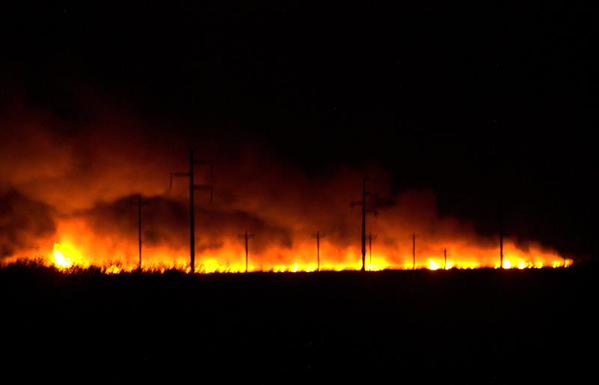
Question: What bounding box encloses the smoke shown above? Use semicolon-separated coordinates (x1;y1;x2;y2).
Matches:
0;189;55;259
0;99;565;268
80;194;293;252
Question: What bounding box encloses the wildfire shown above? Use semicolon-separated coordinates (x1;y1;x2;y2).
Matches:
3;194;574;274
37;237;572;274
0;115;580;276
52;244;73;269
427;260;442;270
50;242;89;270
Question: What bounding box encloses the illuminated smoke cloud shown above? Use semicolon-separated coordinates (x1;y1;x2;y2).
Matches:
0;189;55;259
80;195;293;252
0;100;569;270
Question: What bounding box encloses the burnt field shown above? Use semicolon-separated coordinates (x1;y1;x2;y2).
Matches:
1;266;596;384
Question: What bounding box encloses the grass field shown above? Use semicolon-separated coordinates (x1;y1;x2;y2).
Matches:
1;264;595;384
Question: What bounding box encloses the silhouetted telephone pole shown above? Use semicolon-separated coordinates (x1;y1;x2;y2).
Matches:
368;233;376;271
129;194;147;272
137;194;143;271
313;231;325;272
443;248;447;270
351;177;378;272
499;211;504;269
170;149;213;273
239;231;254;273
412;233;417;270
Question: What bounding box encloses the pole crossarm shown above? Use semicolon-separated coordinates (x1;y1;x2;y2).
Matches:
169;149;214;273
237;232;255;240
350;177;379;272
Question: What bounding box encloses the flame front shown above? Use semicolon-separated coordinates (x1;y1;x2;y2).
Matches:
20;218;570;274
0;125;575;274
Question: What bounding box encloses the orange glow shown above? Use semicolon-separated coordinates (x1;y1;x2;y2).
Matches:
52;244;73;269
427;259;441;271
8;217;569;274
0;119;578;276
28;243;575;274
0;131;575;275
0;192;573;274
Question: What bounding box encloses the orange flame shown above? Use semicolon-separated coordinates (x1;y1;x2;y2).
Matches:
17;217;570;274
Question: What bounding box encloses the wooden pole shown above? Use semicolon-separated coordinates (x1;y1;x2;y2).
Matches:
412;233;416;270
189;150;196;273
443;248;447;270
138;194;142;271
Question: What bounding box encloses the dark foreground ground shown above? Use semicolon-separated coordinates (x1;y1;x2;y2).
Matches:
1;265;597;384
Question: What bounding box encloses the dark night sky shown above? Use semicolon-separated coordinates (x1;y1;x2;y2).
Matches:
1;1;598;259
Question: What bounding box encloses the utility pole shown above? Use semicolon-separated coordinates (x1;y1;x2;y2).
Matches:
499;213;504;269
497;195;505;269
239;231;254;273
368;233;376;271
412;233;417;270
443;248;447;270
351;177;378;272
130;193;147;272
138;194;142;271
313;231;325;272
170;149;213;273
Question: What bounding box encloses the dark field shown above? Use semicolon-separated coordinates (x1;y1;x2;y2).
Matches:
1;265;596;384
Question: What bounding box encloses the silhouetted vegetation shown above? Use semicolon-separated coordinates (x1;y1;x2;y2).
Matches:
1;265;595;384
